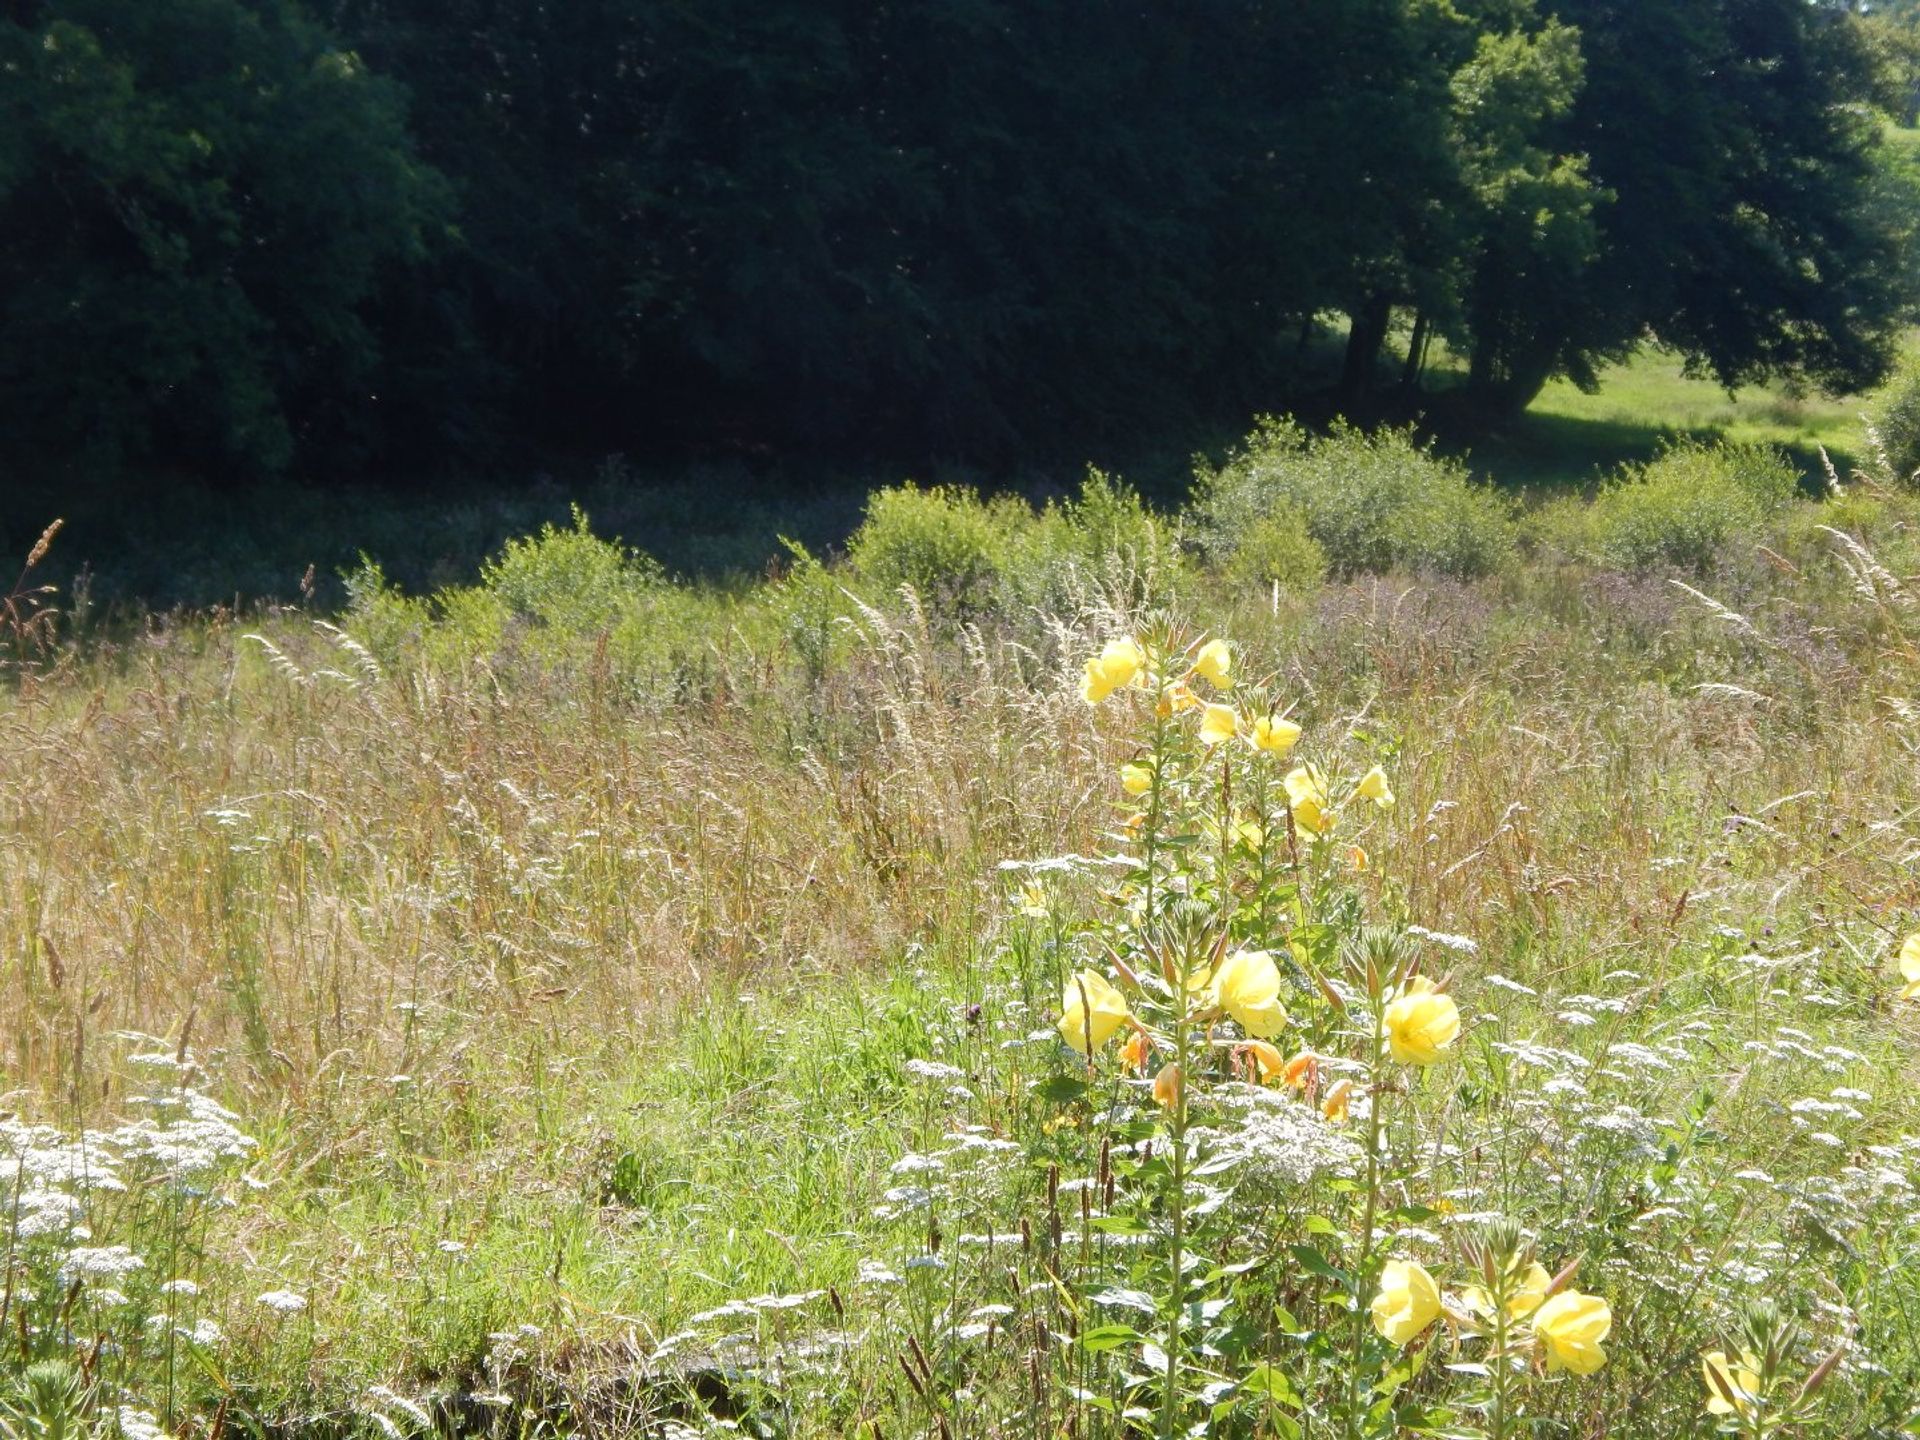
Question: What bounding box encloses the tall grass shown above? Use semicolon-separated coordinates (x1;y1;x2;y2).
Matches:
3;439;1920;1436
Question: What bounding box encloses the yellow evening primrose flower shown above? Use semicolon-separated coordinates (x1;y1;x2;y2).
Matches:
1199;702;1238;746
1080;637;1145;704
1899;933;1920;1000
1250;714;1302;755
1383;975;1461;1066
1702;1349;1762;1417
1356;765;1394;809
1530;1291;1611;1376
1210;949;1288;1038
1464;1260;1551;1323
1345;843;1369;873
1120;763;1153;797
1191;639;1232;689
1118;1030;1151;1074
1370;1259;1441;1347
1057;970;1130;1058
1284;763;1334;836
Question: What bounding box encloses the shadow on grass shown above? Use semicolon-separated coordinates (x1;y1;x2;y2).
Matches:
1428;406;1859;497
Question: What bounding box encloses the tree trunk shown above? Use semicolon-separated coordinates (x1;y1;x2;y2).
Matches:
1400;311;1430;392
1337;295;1392;409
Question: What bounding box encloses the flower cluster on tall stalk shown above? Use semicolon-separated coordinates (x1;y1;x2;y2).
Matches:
1056;622;1616;1437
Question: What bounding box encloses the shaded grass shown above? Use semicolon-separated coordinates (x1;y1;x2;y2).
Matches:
1434;348;1872;494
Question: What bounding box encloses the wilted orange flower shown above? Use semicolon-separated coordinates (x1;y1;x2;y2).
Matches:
1151;1062;1183;1111
1322;1077;1353;1122
1238;1039;1285;1084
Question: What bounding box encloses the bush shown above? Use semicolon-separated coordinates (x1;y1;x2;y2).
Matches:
1220;505;1328;592
1866;352;1920;488
845;484;1016;613
479;506;664;634
1005;471;1185;611
1578;441;1802;573
1191;419;1515;578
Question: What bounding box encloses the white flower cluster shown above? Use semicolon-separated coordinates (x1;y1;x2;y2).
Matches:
1191;1084;1363;1189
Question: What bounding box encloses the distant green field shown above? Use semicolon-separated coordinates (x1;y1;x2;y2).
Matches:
1436;346;1876;494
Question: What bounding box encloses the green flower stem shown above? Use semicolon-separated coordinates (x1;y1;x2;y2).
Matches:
1160;1005;1190;1440
1345;1003;1389;1440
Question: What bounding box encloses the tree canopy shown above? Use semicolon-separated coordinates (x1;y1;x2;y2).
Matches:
0;0;1912;480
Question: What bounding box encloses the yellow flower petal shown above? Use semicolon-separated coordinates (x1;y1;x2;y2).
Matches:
1198;703;1238;747
1383;980;1460;1066
1191;639;1232;689
1120;763;1153;796
1250;714;1302;754
1081;638;1144;705
1057;970;1130;1058
1702;1349;1762;1417
1531;1291;1611;1376
1356;766;1394;809
1210;950;1288;1038
1370;1260;1440;1347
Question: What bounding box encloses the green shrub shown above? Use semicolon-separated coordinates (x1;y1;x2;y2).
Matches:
1005;470;1185;610
1580;441;1802;572
845;484;1015;612
1221;505;1328;591
1867;352;1920;488
479;505;665;634
1191;419;1514;578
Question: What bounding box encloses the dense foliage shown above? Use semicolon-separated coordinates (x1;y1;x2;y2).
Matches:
1;0;1915;478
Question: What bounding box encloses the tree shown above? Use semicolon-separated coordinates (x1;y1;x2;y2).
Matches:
1463;0;1914;411
0;0;450;476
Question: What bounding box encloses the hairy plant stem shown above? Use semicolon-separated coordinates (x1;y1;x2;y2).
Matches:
1345;1004;1389;1439
1159;1006;1190;1440
1491;1294;1512;1440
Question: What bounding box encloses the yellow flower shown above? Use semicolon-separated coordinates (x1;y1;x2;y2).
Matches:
1251;714;1302;755
1209;949;1288;1038
1356;766;1394;809
1199;703;1238;746
1322;1077;1353;1123
1191;639;1232;689
1057;970;1130;1058
1118;1030;1152;1075
1530;1291;1611;1376
1157;680;1203;717
1464;1260;1551;1323
1345;844;1369;873
1120;763;1153;797
1383;975;1461;1066
1017;883;1049;918
1285;764;1334;836
1281;1052;1317;1090
1239;1039;1285;1084
1702;1349;1762;1417
1151;1062;1183;1111
1899;933;1920;1001
1081;637;1144;704
1370;1259;1441;1347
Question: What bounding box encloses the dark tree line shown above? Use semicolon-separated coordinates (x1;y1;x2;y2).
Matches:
0;0;1913;480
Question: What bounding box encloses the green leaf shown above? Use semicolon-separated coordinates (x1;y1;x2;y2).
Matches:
1032;1074;1088;1104
1077;1323;1148;1355
1288;1243;1346;1283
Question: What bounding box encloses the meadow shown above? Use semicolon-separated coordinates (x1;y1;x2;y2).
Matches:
6;416;1920;1440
